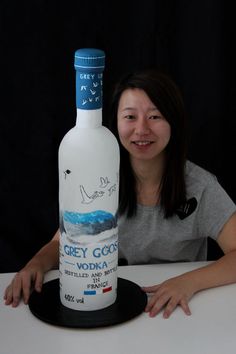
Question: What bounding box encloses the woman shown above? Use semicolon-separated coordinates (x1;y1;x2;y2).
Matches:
4;70;236;318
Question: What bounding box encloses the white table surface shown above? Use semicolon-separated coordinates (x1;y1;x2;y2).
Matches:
1;262;236;354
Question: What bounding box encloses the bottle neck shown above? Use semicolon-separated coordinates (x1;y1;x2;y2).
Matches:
76;71;103;110
76;108;102;128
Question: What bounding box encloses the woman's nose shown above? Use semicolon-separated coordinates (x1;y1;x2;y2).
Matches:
134;118;150;135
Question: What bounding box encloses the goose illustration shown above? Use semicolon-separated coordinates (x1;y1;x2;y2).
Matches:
90;89;96;95
108;184;116;196
80;185;104;204
99;177;110;188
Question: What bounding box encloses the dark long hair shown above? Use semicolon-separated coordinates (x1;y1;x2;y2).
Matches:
109;70;189;218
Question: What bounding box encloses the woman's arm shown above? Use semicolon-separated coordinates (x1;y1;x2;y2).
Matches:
4;229;60;307
143;211;236;318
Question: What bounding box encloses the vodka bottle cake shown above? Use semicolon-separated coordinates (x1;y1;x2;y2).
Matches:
58;48;120;310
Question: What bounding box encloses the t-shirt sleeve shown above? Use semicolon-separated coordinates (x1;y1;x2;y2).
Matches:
196;176;236;240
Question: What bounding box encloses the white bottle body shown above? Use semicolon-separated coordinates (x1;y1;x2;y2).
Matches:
59;109;120;310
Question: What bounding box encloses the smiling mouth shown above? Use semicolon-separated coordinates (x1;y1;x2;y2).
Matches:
132;141;154;146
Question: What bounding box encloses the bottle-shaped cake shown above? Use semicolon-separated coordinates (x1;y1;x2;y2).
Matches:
58;48;120;311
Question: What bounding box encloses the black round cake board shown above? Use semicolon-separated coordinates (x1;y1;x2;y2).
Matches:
28;278;147;328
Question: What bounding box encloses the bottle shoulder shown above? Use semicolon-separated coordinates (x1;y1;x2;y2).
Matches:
59;125;119;152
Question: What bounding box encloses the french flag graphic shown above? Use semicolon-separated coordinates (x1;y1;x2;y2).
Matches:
84;286;112;295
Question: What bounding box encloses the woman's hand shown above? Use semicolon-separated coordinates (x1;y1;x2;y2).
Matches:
4;231;60;308
4;260;45;307
143;274;196;318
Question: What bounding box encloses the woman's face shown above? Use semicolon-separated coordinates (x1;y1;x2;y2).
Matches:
117;88;171;163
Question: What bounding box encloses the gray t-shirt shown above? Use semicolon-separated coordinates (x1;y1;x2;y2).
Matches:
118;161;236;264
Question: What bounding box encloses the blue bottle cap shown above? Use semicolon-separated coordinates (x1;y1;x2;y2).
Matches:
74;48;105;73
74;48;105;109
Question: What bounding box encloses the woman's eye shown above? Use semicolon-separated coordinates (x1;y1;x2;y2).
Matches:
149;115;162;120
125;115;135;120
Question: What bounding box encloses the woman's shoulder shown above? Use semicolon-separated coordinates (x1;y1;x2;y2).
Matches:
185;160;218;195
185;160;217;183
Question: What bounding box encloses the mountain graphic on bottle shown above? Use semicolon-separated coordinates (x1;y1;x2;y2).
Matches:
62;209;118;241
